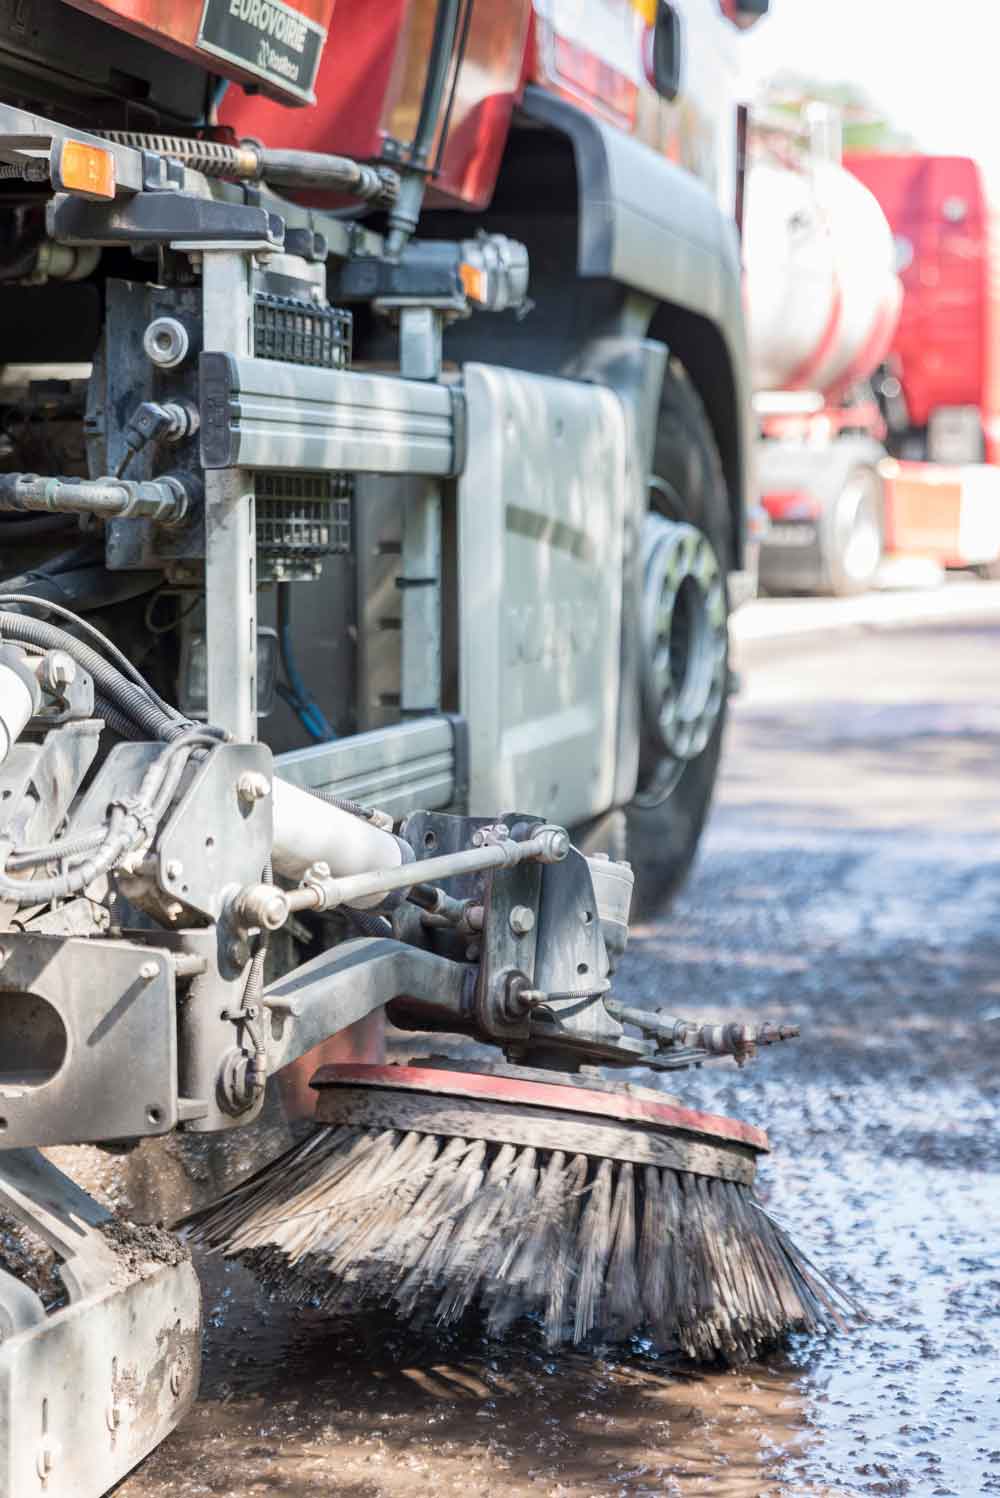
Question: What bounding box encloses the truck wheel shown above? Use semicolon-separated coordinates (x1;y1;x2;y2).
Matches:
626;361;731;914
824;466;883;596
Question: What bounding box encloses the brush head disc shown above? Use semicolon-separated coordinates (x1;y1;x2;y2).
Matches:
310;1062;769;1186
183;1059;855;1362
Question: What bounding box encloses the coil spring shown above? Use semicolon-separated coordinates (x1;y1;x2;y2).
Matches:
0;160;50;182
97;132;246;178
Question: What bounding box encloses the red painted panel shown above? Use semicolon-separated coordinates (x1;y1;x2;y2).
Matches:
845;154;990;434
67;0;334;104
311;1062;771;1152
221;0;407;167
220;0;531;211
761;490;820;521
276;1013;386;1120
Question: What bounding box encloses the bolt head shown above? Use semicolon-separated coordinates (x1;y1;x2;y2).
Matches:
237;770;272;803
165;859;183;882
139;960;159;980
143;317;189;369
539;826;570;862
43;650;76;692
258;891;288;931
509;905;536;937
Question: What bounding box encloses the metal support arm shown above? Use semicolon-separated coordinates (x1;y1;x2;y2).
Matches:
261;936;470;1074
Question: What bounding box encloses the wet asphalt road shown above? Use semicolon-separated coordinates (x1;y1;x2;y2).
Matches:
113;609;1000;1498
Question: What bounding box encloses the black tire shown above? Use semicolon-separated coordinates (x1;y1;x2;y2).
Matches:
625;360;732;917
822;465;883;596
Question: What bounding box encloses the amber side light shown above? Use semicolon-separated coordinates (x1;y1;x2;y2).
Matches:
58;140;116;200
459;262;487;304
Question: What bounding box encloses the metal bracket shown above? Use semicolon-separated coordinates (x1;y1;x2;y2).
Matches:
47;191;284;250
0;720;102;852
0;102;147;195
0;934;178;1149
156;743;274;921
473;821;544;1044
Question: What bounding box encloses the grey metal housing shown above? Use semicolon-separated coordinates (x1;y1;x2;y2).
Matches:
512;87;752;568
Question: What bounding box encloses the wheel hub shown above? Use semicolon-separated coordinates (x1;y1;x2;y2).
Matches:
639;514;728;766
836;473;881;583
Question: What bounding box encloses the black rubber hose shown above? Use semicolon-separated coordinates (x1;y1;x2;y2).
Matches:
0;611;180;740
0;514;75;541
254;150;398;205
346;908;393;939
1;565;162;612
410;0;463;170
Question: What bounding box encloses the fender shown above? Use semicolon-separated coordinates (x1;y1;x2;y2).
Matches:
518;84;753;569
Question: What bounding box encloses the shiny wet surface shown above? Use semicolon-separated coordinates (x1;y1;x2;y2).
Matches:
112;617;1000;1497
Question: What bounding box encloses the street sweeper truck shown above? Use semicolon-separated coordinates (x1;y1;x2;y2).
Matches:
0;3;848;1495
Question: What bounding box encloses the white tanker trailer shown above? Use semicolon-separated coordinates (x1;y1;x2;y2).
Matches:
745;119;902;593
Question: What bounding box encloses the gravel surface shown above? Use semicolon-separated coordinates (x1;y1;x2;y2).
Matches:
99;614;1000;1495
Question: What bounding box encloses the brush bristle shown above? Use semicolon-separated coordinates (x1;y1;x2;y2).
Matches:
182;1123;853;1363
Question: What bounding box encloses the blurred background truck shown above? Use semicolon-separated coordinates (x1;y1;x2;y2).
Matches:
747;105;1000;594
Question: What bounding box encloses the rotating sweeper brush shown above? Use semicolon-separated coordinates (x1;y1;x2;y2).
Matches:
185;1060;848;1361
183;805;852;1364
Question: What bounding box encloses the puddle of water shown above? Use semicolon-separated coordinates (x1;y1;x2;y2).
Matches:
119;1252;818;1498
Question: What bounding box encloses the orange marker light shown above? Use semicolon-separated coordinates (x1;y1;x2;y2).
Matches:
58;140;116;201
459;262;487;304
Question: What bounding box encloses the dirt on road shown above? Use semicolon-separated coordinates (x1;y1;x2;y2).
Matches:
104;616;1000;1498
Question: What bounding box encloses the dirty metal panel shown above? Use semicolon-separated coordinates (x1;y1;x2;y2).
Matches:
0;934;177;1149
156;742;273;920
275;716;457;818
0;1258;200;1498
457;365;628;825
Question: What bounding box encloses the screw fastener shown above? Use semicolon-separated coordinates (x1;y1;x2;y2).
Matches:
509;905;536;936
237;771;272;803
42;650;77;693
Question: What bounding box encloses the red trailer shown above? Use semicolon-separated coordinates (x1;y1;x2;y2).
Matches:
846;152;1000;572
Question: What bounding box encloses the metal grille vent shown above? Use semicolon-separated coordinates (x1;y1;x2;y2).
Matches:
255;471;352;583
253;293;352;368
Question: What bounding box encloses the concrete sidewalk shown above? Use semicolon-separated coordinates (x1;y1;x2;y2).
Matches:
731;578;1000;645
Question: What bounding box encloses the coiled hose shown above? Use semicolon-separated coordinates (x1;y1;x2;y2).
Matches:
0;610;183;741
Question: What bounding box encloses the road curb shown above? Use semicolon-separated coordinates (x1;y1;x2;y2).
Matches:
731;580;1000;648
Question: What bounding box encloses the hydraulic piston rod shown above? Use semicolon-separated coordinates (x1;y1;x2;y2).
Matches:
232;823;571;931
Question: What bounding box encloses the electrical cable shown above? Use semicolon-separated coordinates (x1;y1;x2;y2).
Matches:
6;824;107;870
276;583;335;742
0;729;221;903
